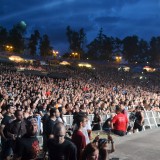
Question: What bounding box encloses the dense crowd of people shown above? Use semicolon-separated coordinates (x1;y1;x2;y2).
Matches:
0;61;159;159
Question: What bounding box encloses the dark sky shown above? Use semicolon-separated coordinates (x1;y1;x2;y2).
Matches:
1;0;160;53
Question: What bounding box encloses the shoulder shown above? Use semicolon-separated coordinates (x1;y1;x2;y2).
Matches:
64;140;77;150
73;130;84;136
57;117;63;123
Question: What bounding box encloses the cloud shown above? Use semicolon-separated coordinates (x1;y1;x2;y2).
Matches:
0;0;160;53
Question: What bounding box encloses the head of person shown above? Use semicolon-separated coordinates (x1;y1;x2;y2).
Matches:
82;143;99;160
58;107;66;115
53;122;66;144
26;118;38;136
50;107;60;118
42;103;47;109
80;104;86;112
115;105;122;114
98;138;108;149
75;113;88;128
15;110;23;121
94;109;99;115
24;106;31;113
120;102;125;110
57;97;62;104
135;106;142;112
6;104;15;114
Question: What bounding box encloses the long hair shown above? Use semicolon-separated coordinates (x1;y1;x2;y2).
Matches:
81;143;99;160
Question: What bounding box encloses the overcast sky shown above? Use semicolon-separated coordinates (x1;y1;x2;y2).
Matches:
1;0;160;53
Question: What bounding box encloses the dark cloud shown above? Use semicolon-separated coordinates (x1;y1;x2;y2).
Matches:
95;16;121;24
0;0;160;53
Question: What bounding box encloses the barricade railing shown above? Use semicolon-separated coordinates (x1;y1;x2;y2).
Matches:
63;114;95;128
153;111;160;125
143;111;158;130
63;111;160;129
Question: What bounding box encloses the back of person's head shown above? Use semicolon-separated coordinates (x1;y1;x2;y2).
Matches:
82;142;99;160
50;107;57;116
46;104;51;112
80;104;85;111
135;106;141;111
115;105;122;113
98;138;108;149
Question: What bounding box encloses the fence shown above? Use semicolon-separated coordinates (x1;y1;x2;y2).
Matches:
36;111;160;148
63;111;160;130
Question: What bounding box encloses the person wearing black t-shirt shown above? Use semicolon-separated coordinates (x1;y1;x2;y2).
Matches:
133;106;144;133
45;108;62;139
47;122;77;160
15;118;40;160
7;110;27;156
0;104;15;160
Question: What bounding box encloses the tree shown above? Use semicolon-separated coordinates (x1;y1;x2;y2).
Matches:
8;23;25;53
39;34;52;57
86;28;113;60
122;35;139;62
0;26;8;51
113;37;122;53
138;39;149;62
66;26;86;59
28;30;40;56
149;36;160;63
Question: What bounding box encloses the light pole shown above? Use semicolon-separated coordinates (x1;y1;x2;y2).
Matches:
72;52;80;60
115;56;122;63
53;50;59;59
5;45;13;52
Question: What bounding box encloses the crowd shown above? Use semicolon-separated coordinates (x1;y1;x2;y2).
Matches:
0;61;159;160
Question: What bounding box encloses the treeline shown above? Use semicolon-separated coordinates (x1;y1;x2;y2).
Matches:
0;22;160;63
0;22;52;57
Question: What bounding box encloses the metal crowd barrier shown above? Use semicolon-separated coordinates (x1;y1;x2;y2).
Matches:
63;111;160;130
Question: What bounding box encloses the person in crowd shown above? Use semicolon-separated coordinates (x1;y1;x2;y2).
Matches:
58;106;67;126
102;117;112;132
81;142;99;160
111;105;128;136
0;104;15;160
23;106;32;119
47;122;77;160
82;134;115;160
7;110;27;157
14;118;40;160
92;109;102;131
39;102;48;117
41;105;50;152
72;113;88;160
133;106;144;133
45;107;62;139
0;61;160;158
98;135;115;160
